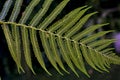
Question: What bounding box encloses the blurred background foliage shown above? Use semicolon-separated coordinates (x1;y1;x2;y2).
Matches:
0;0;120;80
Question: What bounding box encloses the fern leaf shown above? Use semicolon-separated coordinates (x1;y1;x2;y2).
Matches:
0;0;24;73
72;23;109;41
12;25;23;73
19;0;41;24
9;0;23;22
49;34;69;74
30;29;51;75
28;0;53;75
96;41;113;51
88;39;115;47
21;27;35;74
80;44;103;72
1;0;120;77
40;32;63;75
9;0;23;73
73;43;90;77
1;23;24;73
101;48;114;53
0;0;12;20
66;39;91;77
57;7;92;36
65;12;97;38
81;31;113;44
19;0;42;74
39;0;70;29
57;37;79;76
48;6;87;32
88;48;109;72
29;0;53;26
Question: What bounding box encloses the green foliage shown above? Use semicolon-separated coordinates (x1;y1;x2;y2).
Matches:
0;0;120;77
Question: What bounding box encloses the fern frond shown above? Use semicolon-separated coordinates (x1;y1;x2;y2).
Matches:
40;32;64;75
48;6;88;32
9;0;23;22
1;23;24;73
65;11;97;38
57;7;93;36
30;29;51;75
0;0;120;77
0;0;12;20
72;23;109;41
9;0;23;73
57;37;79;76
80;31;114;44
19;0;43;74
19;0;41;24
29;0;53;26
28;0;53;75
49;34;69;74
39;0;70;29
